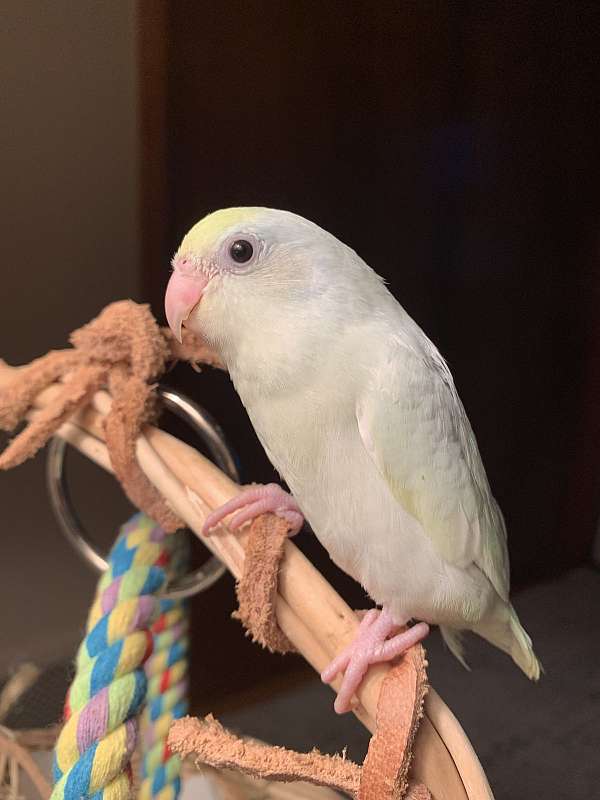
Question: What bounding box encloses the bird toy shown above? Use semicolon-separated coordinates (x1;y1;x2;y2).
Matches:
0;297;502;800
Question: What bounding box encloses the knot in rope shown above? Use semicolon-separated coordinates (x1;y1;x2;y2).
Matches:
0;300;221;531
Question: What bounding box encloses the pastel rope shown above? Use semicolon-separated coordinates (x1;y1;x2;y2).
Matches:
52;513;188;800
139;598;189;800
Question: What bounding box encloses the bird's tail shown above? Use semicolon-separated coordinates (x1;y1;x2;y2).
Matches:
440;603;541;680
471;602;542;680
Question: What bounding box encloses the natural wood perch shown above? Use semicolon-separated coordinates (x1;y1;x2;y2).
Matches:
0;728;51;800
0;362;493;800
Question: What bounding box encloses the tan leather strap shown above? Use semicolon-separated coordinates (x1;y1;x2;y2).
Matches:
0;300;221;531
359;648;430;800
169;715;361;797
234;512;295;653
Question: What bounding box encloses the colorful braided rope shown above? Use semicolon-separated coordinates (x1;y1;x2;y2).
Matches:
139;597;189;800
52;513;188;800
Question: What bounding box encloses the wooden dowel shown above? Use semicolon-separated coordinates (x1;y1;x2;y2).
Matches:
141;428;475;799
0;730;51;800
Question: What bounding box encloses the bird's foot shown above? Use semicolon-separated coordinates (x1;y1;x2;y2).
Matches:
202;483;304;536
321;608;429;714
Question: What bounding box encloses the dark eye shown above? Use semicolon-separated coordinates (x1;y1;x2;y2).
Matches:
229;239;254;263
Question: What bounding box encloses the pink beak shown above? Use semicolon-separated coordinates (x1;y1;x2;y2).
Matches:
165;267;210;342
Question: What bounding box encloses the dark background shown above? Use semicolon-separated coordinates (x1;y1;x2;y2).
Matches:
139;1;600;704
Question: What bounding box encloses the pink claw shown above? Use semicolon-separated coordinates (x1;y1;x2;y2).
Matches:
202;483;304;536
321;608;429;714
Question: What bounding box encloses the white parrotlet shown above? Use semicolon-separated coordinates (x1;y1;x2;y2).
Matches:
165;207;541;713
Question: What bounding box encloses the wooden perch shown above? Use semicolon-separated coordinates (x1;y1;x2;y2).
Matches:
0;363;493;800
0;728;51;800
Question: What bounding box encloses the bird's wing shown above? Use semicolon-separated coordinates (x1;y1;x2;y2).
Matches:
356;338;509;601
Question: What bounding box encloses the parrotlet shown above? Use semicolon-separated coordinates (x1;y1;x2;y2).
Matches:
165;207;541;713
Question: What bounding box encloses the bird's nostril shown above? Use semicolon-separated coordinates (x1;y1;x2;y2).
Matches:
173;254;196;275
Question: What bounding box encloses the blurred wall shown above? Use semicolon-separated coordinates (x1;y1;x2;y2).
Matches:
0;2;140;675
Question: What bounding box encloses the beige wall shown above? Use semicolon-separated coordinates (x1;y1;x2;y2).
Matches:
0;2;140;674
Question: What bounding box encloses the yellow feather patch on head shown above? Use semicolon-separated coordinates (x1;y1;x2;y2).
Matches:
179;207;262;256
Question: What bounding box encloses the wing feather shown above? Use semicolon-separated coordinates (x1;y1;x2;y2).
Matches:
356;337;509;601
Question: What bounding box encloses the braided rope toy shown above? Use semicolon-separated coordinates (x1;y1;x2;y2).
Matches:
52;512;189;800
139;579;189;799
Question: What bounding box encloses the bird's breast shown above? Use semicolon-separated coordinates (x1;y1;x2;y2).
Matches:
236;384;444;615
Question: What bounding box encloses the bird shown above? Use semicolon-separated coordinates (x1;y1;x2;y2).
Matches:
165;206;541;713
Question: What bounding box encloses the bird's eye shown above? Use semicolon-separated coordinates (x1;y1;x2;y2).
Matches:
229;239;254;263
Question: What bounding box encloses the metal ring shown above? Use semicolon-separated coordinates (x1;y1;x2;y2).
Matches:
46;386;240;600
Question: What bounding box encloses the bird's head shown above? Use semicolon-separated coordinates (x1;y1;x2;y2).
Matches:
165;207;386;376
167;208;338;362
